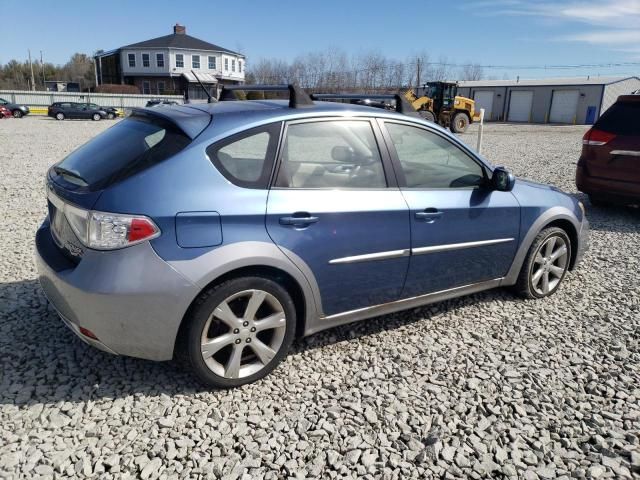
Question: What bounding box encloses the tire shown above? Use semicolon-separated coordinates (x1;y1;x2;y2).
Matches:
12;110;23;118
92;113;101;121
55;112;65;121
180;276;296;388
419;110;436;122
451;112;469;133
513;227;571;299
107;112;115;120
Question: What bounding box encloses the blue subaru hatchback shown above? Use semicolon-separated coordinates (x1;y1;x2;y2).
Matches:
36;86;588;387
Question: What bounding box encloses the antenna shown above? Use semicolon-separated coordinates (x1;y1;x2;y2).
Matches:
191;70;213;103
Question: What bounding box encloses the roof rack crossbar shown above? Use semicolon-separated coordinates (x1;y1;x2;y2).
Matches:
310;93;420;117
219;84;314;108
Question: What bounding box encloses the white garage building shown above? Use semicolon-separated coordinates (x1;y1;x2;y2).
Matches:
456;76;640;124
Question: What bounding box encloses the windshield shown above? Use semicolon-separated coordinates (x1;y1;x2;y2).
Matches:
54;114;191;190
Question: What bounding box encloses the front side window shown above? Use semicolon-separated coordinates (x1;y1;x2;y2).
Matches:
142;53;150;67
175;54;184;68
156;53;164;68
276;120;386;189
128;53;136;68
386;123;485;189
208;56;216;69
192;55;200;69
206;123;281;189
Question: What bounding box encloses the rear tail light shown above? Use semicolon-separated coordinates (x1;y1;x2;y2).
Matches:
583;128;616;146
57;198;160;250
79;327;98;339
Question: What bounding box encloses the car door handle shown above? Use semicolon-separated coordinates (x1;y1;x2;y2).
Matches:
279;214;319;226
415;209;443;223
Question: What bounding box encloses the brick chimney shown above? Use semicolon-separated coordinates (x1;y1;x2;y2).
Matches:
173;23;186;35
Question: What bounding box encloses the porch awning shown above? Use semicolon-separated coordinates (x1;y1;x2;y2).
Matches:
182;72;218;84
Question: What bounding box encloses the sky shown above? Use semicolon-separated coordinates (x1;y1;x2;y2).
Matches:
1;0;639;79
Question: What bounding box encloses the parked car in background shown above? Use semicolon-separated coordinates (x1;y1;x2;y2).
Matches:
0;97;30;118
145;99;180;108
84;103;119;119
576;94;640;206
0;105;12;118
36;86;589;388
47;102;107;121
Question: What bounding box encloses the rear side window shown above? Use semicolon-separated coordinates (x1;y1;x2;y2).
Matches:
206;123;281;189
54;114;190;190
596;101;640;135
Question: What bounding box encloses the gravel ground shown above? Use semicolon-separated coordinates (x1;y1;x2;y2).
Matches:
0;117;638;479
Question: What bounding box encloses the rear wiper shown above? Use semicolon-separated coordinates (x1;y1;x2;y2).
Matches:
53;166;89;186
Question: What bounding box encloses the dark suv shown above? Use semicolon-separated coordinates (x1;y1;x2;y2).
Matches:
48;102;108;121
576;95;640;206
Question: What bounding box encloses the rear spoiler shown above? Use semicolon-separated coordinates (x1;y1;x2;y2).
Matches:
311;93;420;117
131;106;211;139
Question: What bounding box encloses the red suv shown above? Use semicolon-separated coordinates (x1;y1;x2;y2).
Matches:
576;95;640;206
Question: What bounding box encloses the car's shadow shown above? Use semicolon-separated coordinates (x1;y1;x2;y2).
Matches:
0;278;512;405
570;192;640;233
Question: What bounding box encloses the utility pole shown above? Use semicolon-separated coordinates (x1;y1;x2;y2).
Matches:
40;51;46;87
28;49;36;91
416;57;421;94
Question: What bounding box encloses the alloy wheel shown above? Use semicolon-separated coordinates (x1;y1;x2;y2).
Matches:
530;235;569;295
200;289;287;379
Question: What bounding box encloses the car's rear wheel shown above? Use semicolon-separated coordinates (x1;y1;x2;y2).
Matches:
514;227;571;299
92;113;101;121
181;276;296;388
12;110;23;118
55;112;65;121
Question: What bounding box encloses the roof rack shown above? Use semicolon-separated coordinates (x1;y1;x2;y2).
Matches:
310;93;420;117
219;84;314;108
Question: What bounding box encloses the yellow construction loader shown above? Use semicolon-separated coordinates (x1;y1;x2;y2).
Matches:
404;81;481;133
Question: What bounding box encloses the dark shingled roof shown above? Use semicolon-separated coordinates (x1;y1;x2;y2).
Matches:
122;33;243;56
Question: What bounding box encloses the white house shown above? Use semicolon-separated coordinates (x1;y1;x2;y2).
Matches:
95;24;245;100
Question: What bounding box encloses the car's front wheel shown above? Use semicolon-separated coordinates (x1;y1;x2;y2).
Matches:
107;112;115;120
12;110;23;118
181;276;296;388
514;227;571;299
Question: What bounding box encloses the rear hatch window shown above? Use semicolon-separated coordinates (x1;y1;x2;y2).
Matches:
53;113;191;190
595;101;640;136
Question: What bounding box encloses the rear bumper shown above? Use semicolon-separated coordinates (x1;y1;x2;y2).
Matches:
35;222;199;361
576;166;640;202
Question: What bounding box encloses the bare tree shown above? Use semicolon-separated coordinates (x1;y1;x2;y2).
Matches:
459;62;484;81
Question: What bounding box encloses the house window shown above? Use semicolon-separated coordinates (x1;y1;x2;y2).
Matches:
142;81;151;95
156;53;164;68
224;58;229;70
232;59;236;72
157;81;165;94
208;56;216;69
192;55;200;69
128;53;136;68
142;53;150;68
175;54;184;68
238;60;242;73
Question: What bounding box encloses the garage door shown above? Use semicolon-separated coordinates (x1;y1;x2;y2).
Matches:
473;91;494;120
507;91;533;122
549;90;579;123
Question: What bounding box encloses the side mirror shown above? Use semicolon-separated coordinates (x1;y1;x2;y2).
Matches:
491;167;515;192
331;146;356;163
